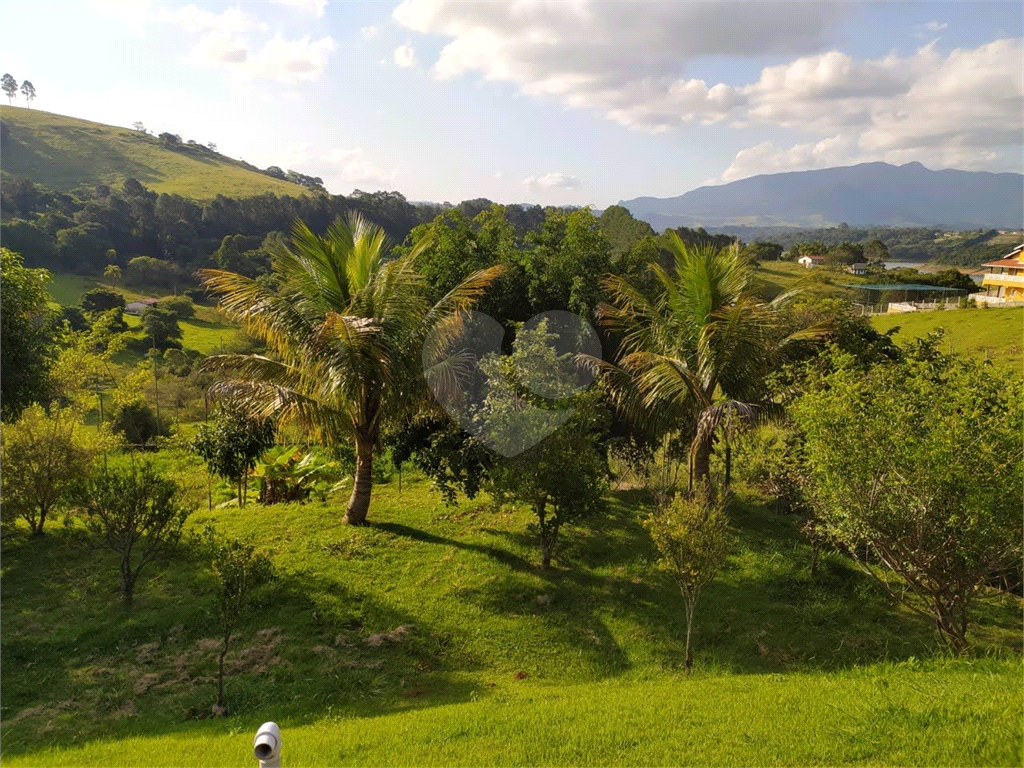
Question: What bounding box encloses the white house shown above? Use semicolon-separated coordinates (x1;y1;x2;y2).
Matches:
847;263;869;275
125;297;159;315
798;254;825;268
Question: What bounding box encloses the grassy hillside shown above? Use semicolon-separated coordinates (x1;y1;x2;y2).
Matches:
0;107;310;199
1;469;1020;766
872;307;1023;370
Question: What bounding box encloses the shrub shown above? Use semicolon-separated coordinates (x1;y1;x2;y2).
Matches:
82;463;192;603
81;287;125;314
204;529;275;715
110;401;169;446
792;336;1024;653
0;403;112;535
157;295;196;320
644;486;733;671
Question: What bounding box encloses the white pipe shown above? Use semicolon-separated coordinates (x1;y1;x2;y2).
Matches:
254;722;282;768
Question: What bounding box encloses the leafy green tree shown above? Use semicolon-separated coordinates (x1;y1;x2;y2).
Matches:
103;264;122;283
200;215;501;524
598;205;655;261
125;256;181;288
19;80;35;107
0;248;58;420
644;486;733;671
204;530;274;714
140;306;183;350
476;321;610;567
81;287;125;314
1;73;17;104
0;403;113;534
601;237;823;491
742;241;783;264
524;208;612;317
82;463;191;603
863;238;888;262
156;295;196;319
792;338;1024;653
110;401;168;446
192;407;276;507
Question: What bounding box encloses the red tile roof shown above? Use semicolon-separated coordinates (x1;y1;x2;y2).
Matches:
982;258;1024;269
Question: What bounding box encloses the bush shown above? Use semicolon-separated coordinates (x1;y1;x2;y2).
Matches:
644;486;733;671
82;463;192;603
157;295;196;320
192;407;276;507
792;336;1024;653
81;287;125;314
0;403;114;534
110;401;170;446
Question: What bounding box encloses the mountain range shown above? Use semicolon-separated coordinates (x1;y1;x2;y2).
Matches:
619;162;1024;232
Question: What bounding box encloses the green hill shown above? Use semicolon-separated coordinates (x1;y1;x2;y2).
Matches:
0;107;311;199
1;471;1020;765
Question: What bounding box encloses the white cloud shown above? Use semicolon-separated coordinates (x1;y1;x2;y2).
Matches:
393;43;417;68
157;4;251;34
522;172;581;191
99;2;336;84
393;0;838;129
360;25;379;40
493;171;503;180
724;39;1024;177
392;2;1021;178
922;20;948;32
271;0;328;18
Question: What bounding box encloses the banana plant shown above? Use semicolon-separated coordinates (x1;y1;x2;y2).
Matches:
252;445;349;505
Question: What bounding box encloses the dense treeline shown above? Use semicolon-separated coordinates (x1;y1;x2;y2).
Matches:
718;223;1018;266
0;176;554;280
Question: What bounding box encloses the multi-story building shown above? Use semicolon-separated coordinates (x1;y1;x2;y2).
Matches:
976;244;1024;305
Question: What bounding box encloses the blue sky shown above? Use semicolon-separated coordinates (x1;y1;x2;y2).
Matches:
1;0;1021;206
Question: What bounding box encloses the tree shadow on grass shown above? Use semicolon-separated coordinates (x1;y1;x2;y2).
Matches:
0;529;484;759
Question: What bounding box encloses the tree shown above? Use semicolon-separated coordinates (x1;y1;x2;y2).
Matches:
20;80;35;108
0;403;111;534
103;264;122;283
124;256;181;288
475;321;610;567
140;306;183;350
82;463;192;603
643;486;733;671
600;237;824;492
200;214;502;524
863;238;889;263
0;248;57;420
792;338;1023;653
81;287;125;314
132;121;147;134
192;407;276;507
204;530;274;714
2;73;17;104
742;241;783;264
156;295;196;319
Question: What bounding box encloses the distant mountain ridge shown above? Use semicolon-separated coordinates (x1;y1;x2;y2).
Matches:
619;162;1024;231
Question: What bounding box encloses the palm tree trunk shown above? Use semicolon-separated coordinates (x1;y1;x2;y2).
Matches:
692;437;712;492
344;432;374;525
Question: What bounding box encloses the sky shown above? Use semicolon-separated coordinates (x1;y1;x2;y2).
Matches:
1;0;1021;207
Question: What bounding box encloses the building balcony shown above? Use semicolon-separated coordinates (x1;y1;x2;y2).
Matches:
982;272;1024;286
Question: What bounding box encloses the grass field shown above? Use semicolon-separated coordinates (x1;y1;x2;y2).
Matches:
1;466;1020;766
754;262;868;302
871;306;1023;370
1;107;309;199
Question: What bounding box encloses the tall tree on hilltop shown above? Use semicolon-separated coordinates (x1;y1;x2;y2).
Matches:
2;73;17;104
201;214;502;525
20;80;35;108
599;235;825;492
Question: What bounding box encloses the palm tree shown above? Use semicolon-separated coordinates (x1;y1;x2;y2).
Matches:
200;214;501;525
599;234;823;493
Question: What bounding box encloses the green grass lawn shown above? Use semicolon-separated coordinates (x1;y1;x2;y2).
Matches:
1;107;309;199
2;465;1020;766
871;306;1023;370
754;262;868;302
